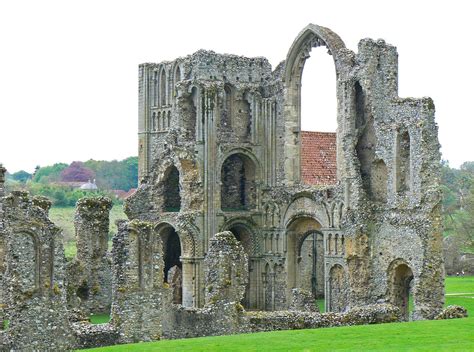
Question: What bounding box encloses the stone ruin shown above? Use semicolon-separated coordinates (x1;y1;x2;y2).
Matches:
0;24;457;350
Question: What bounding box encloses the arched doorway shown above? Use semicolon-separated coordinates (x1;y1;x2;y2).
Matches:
228;223;254;309
387;260;414;320
158;224;182;304
286;216;324;306
221;153;257;211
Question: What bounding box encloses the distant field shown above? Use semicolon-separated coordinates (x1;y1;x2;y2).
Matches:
49;205;126;258
83;276;474;351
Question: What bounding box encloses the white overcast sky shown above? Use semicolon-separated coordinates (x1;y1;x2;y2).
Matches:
1;0;472;173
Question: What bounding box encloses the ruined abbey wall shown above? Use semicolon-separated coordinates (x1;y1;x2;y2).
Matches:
0;24;448;349
128;24;444;318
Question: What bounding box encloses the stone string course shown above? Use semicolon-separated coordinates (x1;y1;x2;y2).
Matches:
0;23;466;350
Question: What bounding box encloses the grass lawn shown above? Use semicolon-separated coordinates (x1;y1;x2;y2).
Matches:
49;205;126;258
90;314;111;324
82;276;474;351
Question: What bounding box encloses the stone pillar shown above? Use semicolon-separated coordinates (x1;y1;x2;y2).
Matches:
199;231;249;335
75;196;112;263
68;196;113;315
204;231;248;306
180;257;194;307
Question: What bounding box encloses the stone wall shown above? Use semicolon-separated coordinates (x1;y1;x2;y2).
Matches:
110;219;171;343
1;191;74;350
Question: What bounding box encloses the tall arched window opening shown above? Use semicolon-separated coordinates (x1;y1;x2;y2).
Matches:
300;47;337;185
174;66;181;96
160;69;166;106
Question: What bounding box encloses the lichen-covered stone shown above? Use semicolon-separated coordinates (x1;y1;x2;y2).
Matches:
434;305;468;320
289;288;319;312
110;219;171;344
67;196;113;316
1;191;75;350
205;231;248;306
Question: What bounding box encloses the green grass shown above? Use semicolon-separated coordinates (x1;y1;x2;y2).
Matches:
316;298;325;312
49;205;126;258
90;314;111;324
82;276;474;351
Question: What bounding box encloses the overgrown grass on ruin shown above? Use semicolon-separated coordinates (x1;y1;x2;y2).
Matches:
82;276;474;351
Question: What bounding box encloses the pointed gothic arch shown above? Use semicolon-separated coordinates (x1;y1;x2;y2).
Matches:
283;24;348;184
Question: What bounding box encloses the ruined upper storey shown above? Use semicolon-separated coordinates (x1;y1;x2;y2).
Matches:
137;24;440;213
141;49;273;88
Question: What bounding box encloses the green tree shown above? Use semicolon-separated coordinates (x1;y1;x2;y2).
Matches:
33;163;68;183
10;170;31;183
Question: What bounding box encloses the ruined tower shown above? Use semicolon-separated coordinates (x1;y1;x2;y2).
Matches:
126;23;444;319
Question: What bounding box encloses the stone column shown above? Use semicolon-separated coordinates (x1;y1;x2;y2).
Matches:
180;257;194;307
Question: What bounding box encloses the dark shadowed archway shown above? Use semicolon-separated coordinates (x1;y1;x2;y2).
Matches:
387;259;414;320
158;224;182;304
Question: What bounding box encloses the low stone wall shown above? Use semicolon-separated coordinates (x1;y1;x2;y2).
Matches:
247;303;401;333
72;322;120;349
164;303;401;339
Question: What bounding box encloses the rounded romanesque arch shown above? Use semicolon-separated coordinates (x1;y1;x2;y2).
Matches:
219;148;262;180
283;194;329;229
151;153;202;213
154;221;196;259
387;258;414;320
286;215;322;294
283;24;351;184
221;218;260;309
221;217;259;255
220;150;261;211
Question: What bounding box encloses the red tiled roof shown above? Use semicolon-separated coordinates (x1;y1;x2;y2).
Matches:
301;131;337;185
